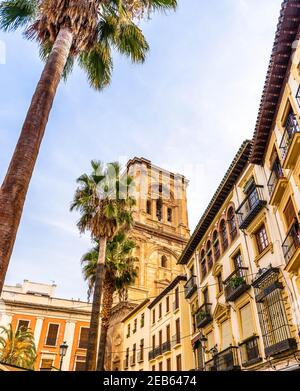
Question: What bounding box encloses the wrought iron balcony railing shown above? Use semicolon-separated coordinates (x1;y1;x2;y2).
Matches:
195;303;212;329
172;334;181;347
236;185;266;230
184;275;198;299
279;113;300;162
224;267;250;302
282;223;300;266
205;346;240;371
148;346;162;361
162;341;171;354
239;336;261;367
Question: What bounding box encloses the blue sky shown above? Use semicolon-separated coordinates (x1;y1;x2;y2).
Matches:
0;0;282;300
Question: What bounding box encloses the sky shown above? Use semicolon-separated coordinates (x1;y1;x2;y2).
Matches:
0;0;283;300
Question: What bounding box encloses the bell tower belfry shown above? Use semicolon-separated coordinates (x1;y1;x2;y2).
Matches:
126;157;190;300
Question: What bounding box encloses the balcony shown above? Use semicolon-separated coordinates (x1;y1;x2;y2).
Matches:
123;358;129;370
148;346;162;361
195;303;212;329
184;276;197;299
162;341;171;354
236;185;267;230
239;336;262;368
205;346;240;371
224;267;250;302
267;163;288;206
279;113;300;169
282;223;300;273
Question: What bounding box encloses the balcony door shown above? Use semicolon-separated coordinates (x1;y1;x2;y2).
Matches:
221;319;232;350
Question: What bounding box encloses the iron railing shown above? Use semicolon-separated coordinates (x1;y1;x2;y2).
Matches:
137;350;144;363
282;223;300;265
162;341;171;354
205;346;240;371
184;276;198;299
239;336;261;367
224;267;250;302
236;185;266;229
148;346;162;361
195;303;212;329
172;333;181;347
279;113;300;161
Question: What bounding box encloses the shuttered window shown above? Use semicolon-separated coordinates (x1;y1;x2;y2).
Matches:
74;356;86;371
206;331;214;360
45;323;59;346
40;359;53;371
283;198;296;230
240;303;254;340
221;319;232;350
78;327;89;349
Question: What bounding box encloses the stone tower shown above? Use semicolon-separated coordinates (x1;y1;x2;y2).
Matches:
105;157;190;370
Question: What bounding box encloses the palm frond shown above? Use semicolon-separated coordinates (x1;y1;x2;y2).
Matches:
0;0;37;32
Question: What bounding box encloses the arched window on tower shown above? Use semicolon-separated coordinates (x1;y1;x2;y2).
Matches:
227;207;237;241
161;255;169;268
156;199;162;221
147;200;152;215
220;219;228;252
200;249;207;279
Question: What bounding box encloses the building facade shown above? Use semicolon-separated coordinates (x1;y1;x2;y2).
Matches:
0;280;91;371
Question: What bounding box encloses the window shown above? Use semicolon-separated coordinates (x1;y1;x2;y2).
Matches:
203;287;209;304
233;251;243;270
213;231;220;260
200;249;207;279
127;324;130;338
176;354;182;371
166;325;170;343
156;199;162;221
228;207;237;241
152;365;155;371
40;359;53;371
174;287;179;310
45;323;59;346
166;358;171;371
132;343;136;365
147;200;152;215
125;348;129;368
152;310;155;324
140;339;144;362
159;362;163;371
74;356;86;371
159;303;162;319
140;313;145;328
255;224;269;254
296;85;300;108
283;198;297;230
17;319;30;332
167;208;172;222
221;319;232;350
206;240;213;270
78;327;89;349
133;319;137;333
240;303;254;340
159;330;163;347
175;319;180;344
161;255;168;268
166;296;170;313
152;335;155;349
217;273;223;294
206;331;214;360
220;220;228;252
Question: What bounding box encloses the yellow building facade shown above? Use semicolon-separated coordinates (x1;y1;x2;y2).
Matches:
179;0;300;371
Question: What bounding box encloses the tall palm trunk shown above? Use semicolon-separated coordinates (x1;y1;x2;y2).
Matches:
85;236;107;371
96;270;115;371
0;27;73;294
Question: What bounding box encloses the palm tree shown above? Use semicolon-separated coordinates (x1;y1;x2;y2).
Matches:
0;324;36;370
0;0;177;295
81;232;138;371
71;160;135;370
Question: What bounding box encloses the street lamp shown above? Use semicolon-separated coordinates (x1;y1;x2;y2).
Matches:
59;341;68;371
